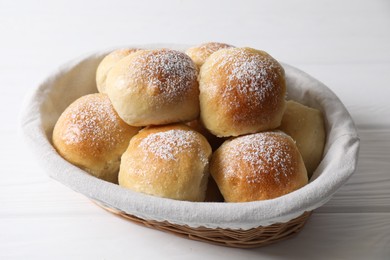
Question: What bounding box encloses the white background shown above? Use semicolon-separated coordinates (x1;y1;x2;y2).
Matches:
1;0;390;259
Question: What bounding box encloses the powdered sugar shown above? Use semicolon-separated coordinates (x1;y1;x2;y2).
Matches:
139;129;208;165
62;94;126;152
222;132;295;184
132;49;198;104
213;48;283;110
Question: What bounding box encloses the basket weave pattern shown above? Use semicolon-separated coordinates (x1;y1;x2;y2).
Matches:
96;201;312;248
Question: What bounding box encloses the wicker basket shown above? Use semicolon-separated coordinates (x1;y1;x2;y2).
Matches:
21;44;360;250
95;200;312;248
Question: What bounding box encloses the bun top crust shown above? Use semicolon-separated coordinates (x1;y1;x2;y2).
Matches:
126;49;197;101
118;124;212;201
53;93;132;158
127;124;211;165
185;42;234;67
199;47;286;137
210;131;308;202
52;93;140;182
106;49;200;126
96;48;141;93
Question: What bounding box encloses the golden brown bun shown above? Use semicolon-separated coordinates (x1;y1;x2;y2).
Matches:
278;100;326;178
96;48;141;93
210;132;308;202
52;93;140;183
199;47;286;137
106;49;199;126
185;42;234;68
186;119;225;151
118;124;212;202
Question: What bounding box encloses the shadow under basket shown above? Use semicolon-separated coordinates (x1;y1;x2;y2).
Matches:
94;200;312;248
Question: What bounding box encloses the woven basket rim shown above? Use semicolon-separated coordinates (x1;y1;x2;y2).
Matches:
94;200;313;248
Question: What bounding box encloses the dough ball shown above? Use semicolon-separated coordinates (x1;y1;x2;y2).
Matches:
52;93;140;183
199;47;286;137
119;124;212;202
106;49;199;126
210;131;308;202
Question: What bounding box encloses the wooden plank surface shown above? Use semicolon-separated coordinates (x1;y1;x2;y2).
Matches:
1;0;390;259
1;210;389;259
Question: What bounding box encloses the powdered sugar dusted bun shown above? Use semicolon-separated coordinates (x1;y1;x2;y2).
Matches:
210;132;308;202
278;100;326;178
119;124;212;202
185;42;234;68
106;49;199;126
52;93;140;183
199;47;286;137
96;48;141;93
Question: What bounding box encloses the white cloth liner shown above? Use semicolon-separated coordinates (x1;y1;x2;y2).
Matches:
20;44;360;230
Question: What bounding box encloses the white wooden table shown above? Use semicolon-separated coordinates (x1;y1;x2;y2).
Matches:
1;0;389;259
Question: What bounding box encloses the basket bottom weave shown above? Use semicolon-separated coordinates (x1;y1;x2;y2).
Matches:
94;201;312;248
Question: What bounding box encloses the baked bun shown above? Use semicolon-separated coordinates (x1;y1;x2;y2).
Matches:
278;100;326;178
96;48;140;93
199;47;286;137
210;132;308;202
185;42;234;68
52;93;140;183
118;124;212;202
106;49;199;126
